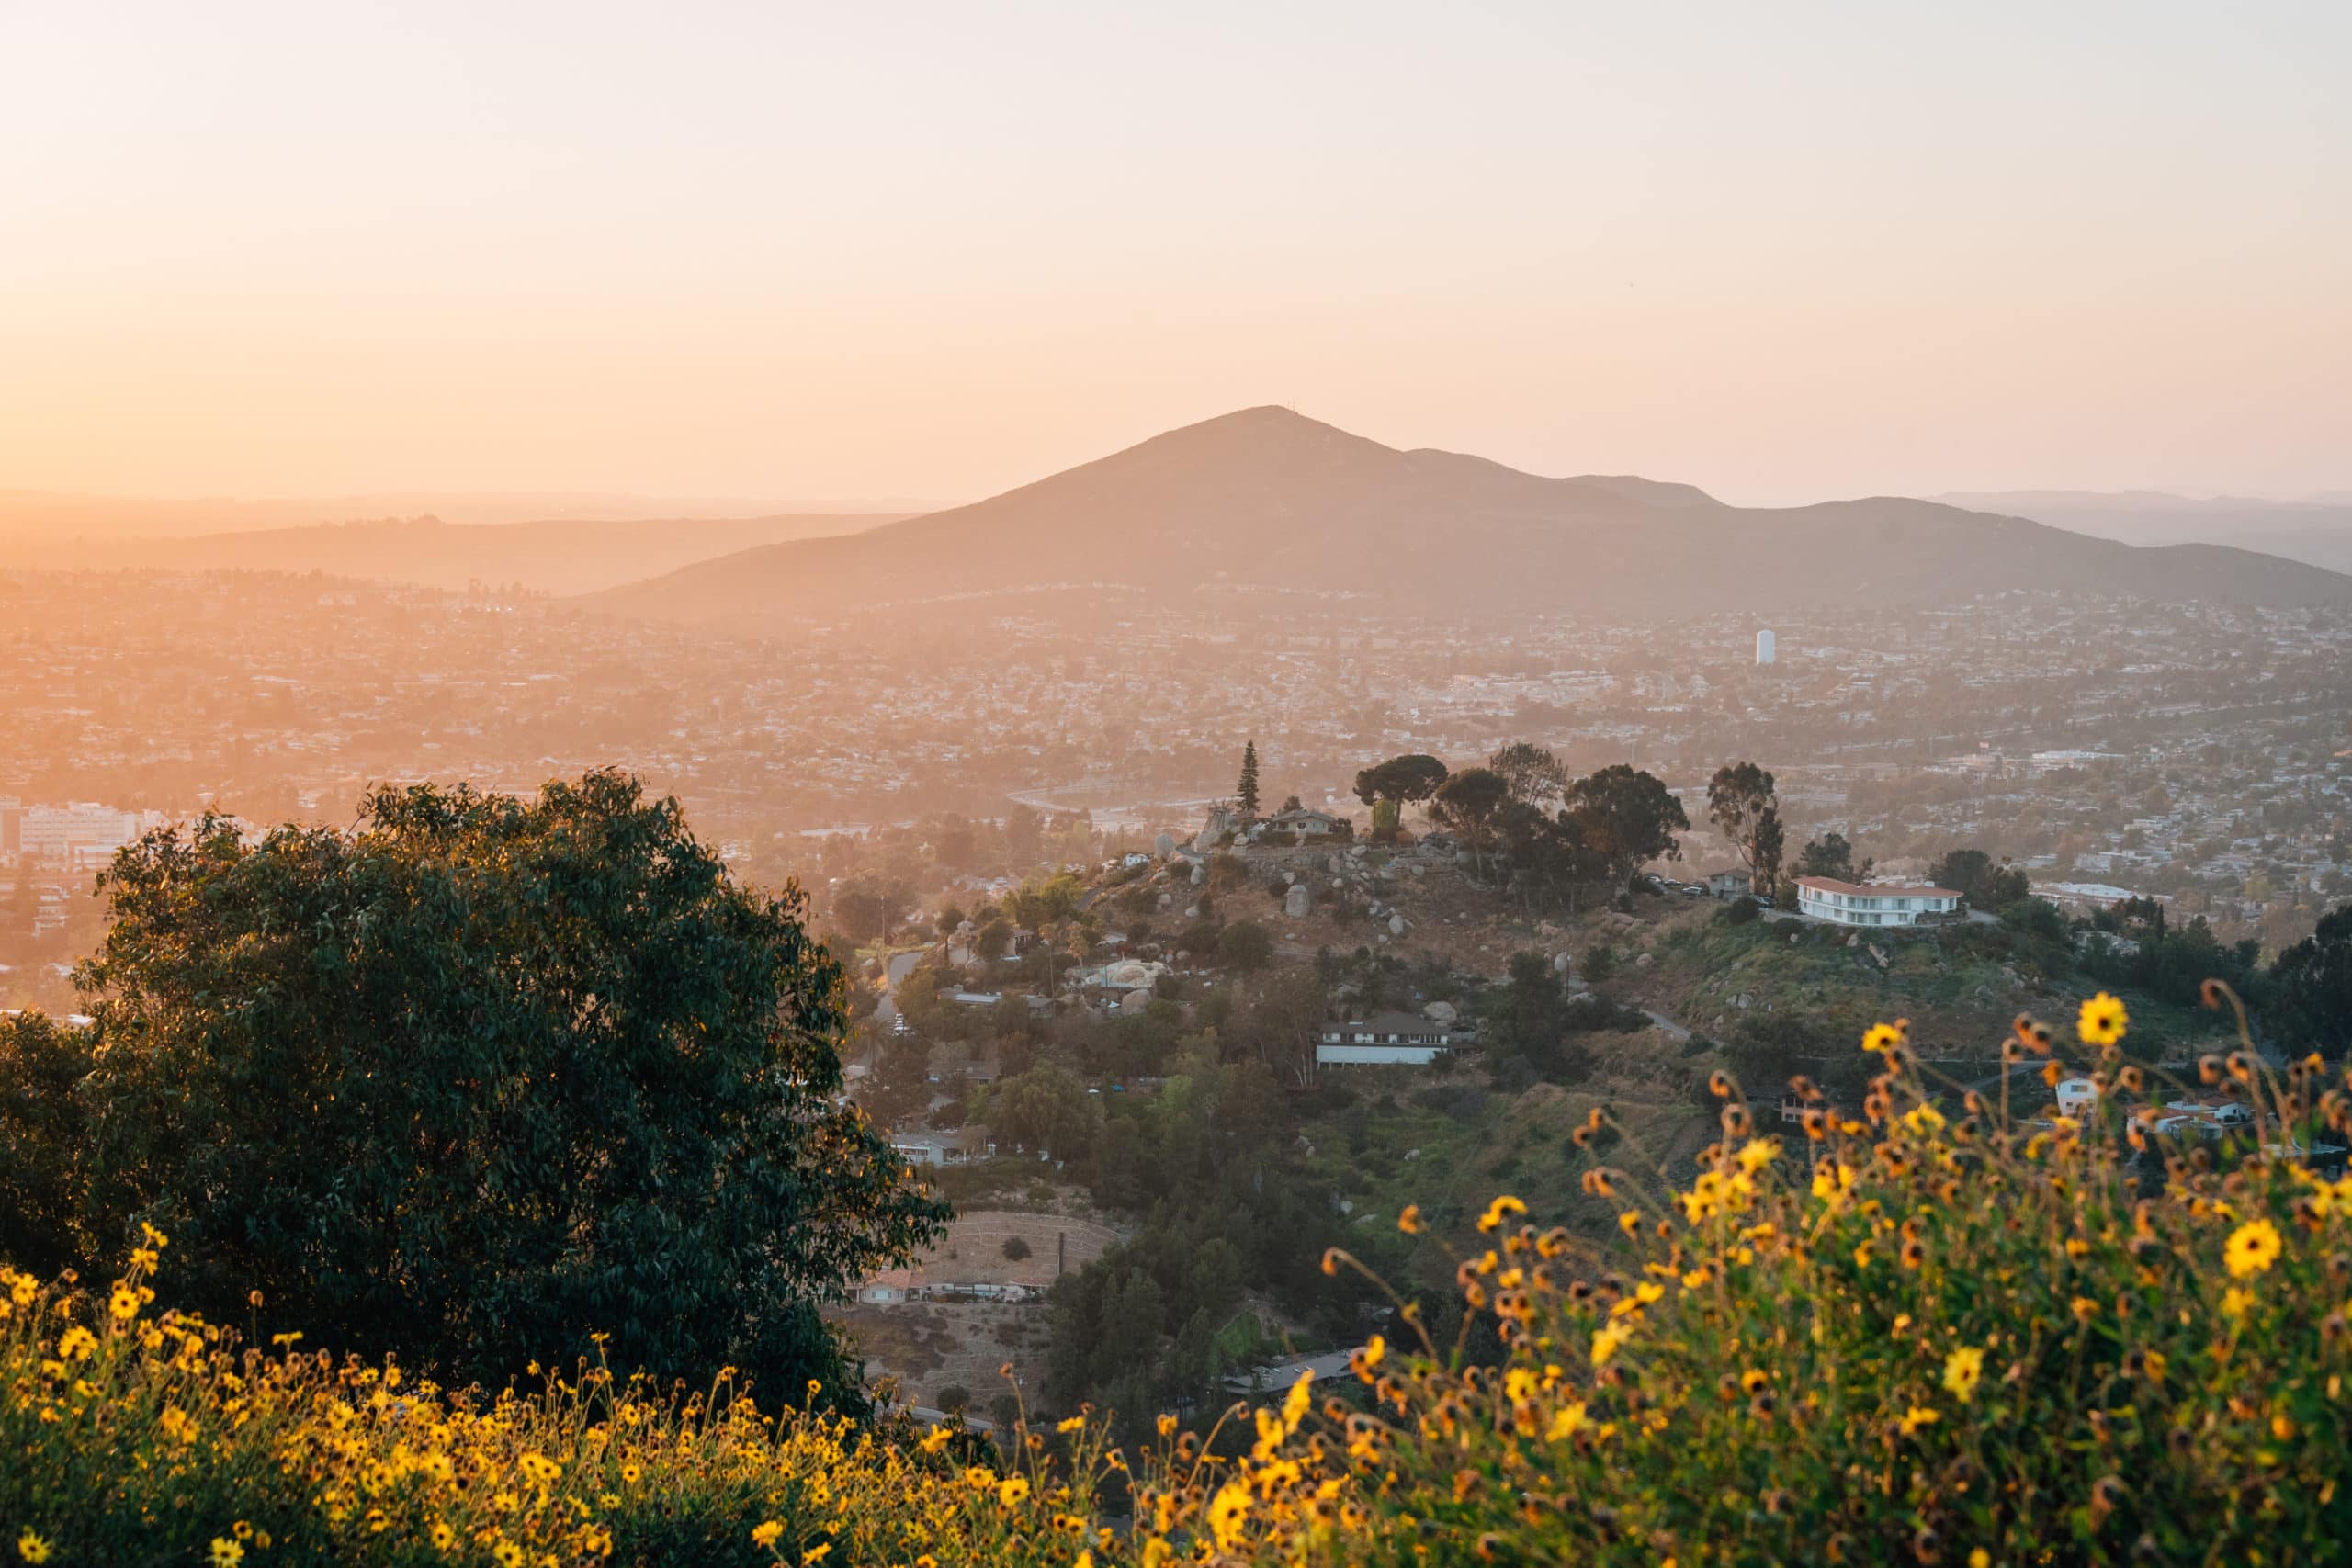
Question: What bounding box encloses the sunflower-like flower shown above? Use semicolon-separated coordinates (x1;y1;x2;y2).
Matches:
2077;992;2129;1047
2224;1217;2282;1280
1861;1020;1908;1055
1941;1344;1984;1403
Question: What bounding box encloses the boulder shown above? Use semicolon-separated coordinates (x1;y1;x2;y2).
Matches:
1154;831;1176;859
1283;884;1313;919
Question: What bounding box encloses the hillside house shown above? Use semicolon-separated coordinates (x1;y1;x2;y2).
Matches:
1317;1011;1464;1066
1255;804;1347;840
1794;876;1962;928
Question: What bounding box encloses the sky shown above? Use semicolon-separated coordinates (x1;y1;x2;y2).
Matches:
1;1;2346;510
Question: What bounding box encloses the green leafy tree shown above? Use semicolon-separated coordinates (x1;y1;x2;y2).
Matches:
1352;754;1450;840
65;772;946;1401
1487;742;1567;806
2269;904;2352;1055
1428;767;1512;871
1706;761;1781;896
1752;808;1785;901
0;1012;96;1279
1932;848;2029;910
981;1062;1096;1156
834;870;914;944
1564;764;1690;891
1796;831;1871;884
1236;741;1261;819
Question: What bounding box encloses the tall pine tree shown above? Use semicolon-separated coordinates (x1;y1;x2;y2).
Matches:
1237;740;1261;818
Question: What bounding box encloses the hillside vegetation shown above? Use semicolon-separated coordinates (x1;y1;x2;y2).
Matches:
9;998;2351;1563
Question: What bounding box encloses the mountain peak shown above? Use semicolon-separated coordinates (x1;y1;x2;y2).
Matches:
587;412;2352;626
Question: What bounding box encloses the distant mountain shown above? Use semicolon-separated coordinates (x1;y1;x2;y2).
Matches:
0;488;938;540
0;513;908;596
1937;491;2352;575
585;408;2352;627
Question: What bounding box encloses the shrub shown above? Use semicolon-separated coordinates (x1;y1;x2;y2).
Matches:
1271;991;2352;1562
0;1249;1108;1565
1218;919;1275;971
1001;1235;1032;1262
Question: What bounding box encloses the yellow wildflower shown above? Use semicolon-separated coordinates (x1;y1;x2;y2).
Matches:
1590;1322;1633;1368
1207;1480;1251;1551
1397;1204;1422;1235
2225;1218;2282;1279
18;1531;54;1565
998;1476;1030;1507
1862;1020;1908;1054
1942;1345;1985;1404
752;1521;785;1549
209;1540;245;1568
1477;1195;1527;1234
2077;992;2128;1047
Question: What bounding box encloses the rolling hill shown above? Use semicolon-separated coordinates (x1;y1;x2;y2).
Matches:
587;408;2352;627
1936;490;2352;575
0;513;909;596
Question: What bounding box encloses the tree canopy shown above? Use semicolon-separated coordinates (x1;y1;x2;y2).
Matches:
1351;754;1450;808
36;771;945;1402
1932;848;2030;910
2269;904;2352;1056
1706;761;1783;897
1562;765;1690;890
1795;830;1870;884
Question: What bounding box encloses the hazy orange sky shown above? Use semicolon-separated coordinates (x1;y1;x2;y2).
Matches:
2;2;2346;508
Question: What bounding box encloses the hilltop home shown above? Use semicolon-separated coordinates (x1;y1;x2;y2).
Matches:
1794;875;1962;928
1317;1011;1463;1066
1255;805;1347;840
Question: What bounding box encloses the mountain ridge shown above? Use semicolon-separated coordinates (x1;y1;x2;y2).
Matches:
582;408;2352;626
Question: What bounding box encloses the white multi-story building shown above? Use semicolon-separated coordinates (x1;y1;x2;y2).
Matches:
1794;875;1961;928
1756;628;1777;665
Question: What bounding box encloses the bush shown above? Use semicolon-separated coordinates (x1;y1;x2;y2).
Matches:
1001;1235;1032;1262
934;1382;971;1414
1581;943;1618;982
1716;894;1761;926
0;1258;1110;1564
23;773;946;1403
1218;919;1275;971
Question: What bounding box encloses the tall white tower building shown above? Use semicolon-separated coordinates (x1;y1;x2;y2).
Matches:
1756;628;1777;665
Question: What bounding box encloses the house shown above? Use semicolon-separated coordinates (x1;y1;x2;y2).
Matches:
1794;876;1962;928
1255;804;1347;840
1705;870;1752;899
1317;1010;1464;1066
890;1127;993;1167
2054;1077;2100;1117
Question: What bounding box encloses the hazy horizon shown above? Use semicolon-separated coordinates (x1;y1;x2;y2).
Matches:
5;2;2346;510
